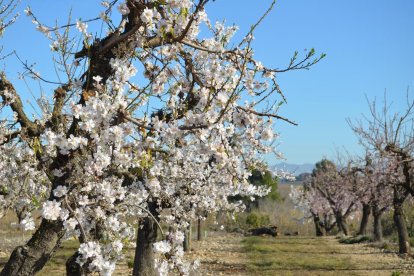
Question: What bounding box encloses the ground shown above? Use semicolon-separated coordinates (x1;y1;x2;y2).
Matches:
1;230;413;275
186;233;414;276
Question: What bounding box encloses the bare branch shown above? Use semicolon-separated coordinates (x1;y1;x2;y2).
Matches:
237;106;298;126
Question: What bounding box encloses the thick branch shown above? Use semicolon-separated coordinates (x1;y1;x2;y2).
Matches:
0;72;42;137
0;130;20;145
47;85;70;131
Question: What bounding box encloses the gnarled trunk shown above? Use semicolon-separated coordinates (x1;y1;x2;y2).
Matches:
66;252;87;276
335;211;349;236
312;214;325;236
372;204;383;242
393;198;411;254
133;204;159;276
0;220;64;276
197;218;202;241
358;203;371;236
183;223;191;252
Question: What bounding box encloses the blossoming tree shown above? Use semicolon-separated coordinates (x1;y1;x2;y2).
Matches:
291;159;359;236
349;93;414;254
0;1;324;275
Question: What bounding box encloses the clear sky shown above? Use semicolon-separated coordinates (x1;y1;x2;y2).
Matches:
2;0;414;165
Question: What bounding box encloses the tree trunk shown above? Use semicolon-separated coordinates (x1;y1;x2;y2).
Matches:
65;224;91;276
372;204;383;242
335;212;349;236
393;199;411;254
312;214;325;236
66;252;87;276
358;203;371;236
197;218;202;241
0;220;64;276
133;204;159;276
183;223;191;252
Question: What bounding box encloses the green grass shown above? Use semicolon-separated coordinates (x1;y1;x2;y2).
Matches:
242;236;353;273
37;239;79;276
339;235;373;244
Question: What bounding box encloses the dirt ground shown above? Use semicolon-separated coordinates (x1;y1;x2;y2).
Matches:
185;233;414;276
1;231;414;275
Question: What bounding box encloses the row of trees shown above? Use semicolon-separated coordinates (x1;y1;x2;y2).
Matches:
291;92;414;255
0;0;323;275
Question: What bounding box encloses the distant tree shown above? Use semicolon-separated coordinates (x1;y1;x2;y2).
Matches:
296;172;311;182
290;182;334;236
311;159;358;235
249;169;281;202
291;159;358;236
229;167;281;211
350;153;393;240
349;92;414;254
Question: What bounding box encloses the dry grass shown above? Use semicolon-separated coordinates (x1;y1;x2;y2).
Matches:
241;236;414;276
185;233;414;275
2;229;414;275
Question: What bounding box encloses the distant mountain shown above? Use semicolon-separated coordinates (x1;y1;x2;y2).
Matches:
270;162;315;176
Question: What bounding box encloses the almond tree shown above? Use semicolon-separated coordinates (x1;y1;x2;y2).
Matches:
290;181;335;236
0;1;324;275
349;93;414;254
291;159;359;236
349;153;393;240
0;0;323;275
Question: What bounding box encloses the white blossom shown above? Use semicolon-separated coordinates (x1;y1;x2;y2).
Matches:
153;240;171;254
53;185;68;197
41;200;62;220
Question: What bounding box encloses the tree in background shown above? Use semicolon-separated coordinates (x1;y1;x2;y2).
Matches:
0;0;324;275
310;159;358;236
349;92;414;254
291;159;358;236
230;167;282;211
352;153;393;241
290;177;335;236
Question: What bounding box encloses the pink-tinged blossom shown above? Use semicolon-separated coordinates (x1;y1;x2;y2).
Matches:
53;185;68;197
63;218;78;231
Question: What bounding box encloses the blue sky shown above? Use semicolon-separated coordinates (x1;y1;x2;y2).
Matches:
2;0;414;165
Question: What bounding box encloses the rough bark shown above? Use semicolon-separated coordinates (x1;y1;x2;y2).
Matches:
372;204;383;241
312;214;325;236
183;223;191;252
65;252;88;276
335;211;349;236
197;218;202;241
1;152;75;276
358;203;371;236
393;198;411;254
133;204;159;276
65;227;90;275
0;220;65;276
